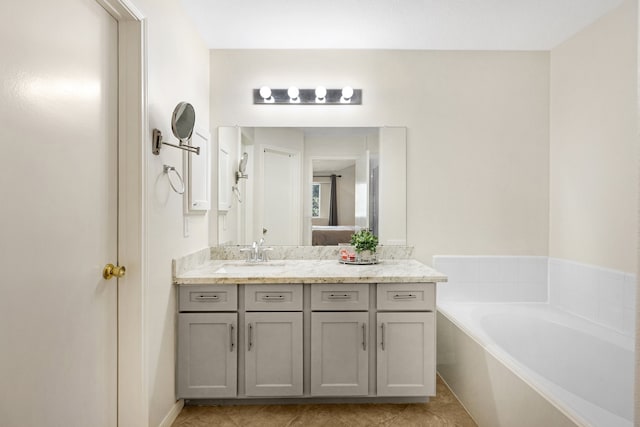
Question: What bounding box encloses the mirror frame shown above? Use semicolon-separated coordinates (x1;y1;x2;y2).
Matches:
171;102;196;142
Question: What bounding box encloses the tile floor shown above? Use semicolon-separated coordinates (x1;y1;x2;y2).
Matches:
172;376;477;426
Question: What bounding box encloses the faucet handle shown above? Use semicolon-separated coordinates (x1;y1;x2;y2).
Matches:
260;247;273;261
239;247;253;262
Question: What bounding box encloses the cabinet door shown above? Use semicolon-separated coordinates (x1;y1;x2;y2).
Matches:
177;313;237;398
311;312;368;396
245;312;303;396
377;312;435;396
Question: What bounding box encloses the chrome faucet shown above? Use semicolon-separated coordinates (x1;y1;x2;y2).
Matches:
256;238;273;261
241;238;273;262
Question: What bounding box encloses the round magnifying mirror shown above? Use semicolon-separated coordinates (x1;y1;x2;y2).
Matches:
171;102;195;142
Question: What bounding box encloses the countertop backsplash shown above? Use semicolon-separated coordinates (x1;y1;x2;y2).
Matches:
174;245;414;277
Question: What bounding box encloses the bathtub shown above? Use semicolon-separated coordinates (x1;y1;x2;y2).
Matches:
437;302;634;427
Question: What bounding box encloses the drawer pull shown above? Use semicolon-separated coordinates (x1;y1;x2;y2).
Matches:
196;294;220;300
229;324;235;352
328;293;352;300
362;323;367;351
248;323;253;351
381;323;385;351
261;294;285;301
393;293;417;300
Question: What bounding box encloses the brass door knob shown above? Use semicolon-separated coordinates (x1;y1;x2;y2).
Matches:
103;264;126;280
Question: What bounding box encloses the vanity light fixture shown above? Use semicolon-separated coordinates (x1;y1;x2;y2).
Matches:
315;86;327;103
287;86;300;103
252;87;362;105
259;86;274;103
341;86;354;103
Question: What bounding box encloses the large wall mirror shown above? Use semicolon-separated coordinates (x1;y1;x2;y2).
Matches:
217;127;406;246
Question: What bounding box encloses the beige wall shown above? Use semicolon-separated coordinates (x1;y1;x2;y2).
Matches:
131;0;211;425
337;164;357;225
210;50;551;263
549;0;638;273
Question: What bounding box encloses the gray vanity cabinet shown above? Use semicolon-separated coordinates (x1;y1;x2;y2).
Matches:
310;283;370;396
176;280;438;401
376;283;436;396
244;312;303;396
177;312;237;398
177;284;238;399
243;284;304;397
311;311;369;396
376;312;435;396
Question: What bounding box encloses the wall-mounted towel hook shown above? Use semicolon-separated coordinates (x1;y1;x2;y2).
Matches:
164;165;185;194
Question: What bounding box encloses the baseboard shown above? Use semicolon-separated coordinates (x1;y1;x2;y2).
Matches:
158;399;184;427
184;396;429;406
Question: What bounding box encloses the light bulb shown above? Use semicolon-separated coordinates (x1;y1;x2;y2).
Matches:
288;86;299;101
259;86;271;100
341;86;354;101
315;86;327;100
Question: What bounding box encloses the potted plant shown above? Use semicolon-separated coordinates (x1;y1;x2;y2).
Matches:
350;229;379;262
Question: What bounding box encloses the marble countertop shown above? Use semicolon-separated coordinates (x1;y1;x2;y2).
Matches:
174;259;448;285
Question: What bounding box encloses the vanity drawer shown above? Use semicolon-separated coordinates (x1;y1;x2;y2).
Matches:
376;283;435;311
244;284;303;311
311;284;369;311
179;285;238;312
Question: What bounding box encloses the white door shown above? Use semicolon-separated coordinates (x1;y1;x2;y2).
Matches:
262;148;300;245
0;0;119;425
245;312;303;396
311;312;369;396
377;312;436;396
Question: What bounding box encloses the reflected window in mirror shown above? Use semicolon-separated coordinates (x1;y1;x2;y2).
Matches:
311;183;321;218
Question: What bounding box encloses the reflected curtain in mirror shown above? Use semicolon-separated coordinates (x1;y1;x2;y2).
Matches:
328;174;338;226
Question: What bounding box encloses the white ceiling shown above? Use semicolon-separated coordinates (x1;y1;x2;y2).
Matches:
180;0;624;50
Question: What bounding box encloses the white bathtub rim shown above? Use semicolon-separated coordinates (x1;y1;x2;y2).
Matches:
438;301;633;350
437;302;632;427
